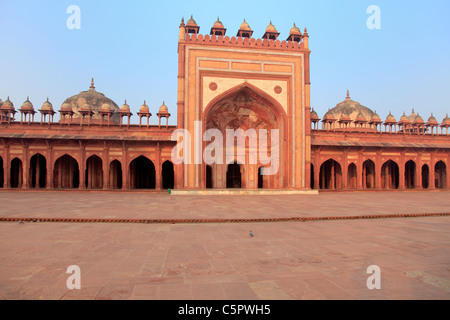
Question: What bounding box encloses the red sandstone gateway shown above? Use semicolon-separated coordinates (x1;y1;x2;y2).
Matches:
0;18;449;192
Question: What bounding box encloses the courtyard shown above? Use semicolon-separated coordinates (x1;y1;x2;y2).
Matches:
0;190;449;300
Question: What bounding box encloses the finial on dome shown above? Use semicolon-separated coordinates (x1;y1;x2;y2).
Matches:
90;78;95;89
346;90;350;99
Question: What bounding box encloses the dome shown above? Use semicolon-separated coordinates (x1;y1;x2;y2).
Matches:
441;114;450;126
81;103;92;112
289;23;302;35
159;101;169;114
213;17;224;28
399;112;410;124
120;100;130;112
100;103;112;112
266;21;278;33
61;102;72;112
427;114;438;125
61;79;120;123
310;108;319;120
408;108;417;122
370;110;382;122
1;97;14;110
339;113;351;122
355;111;367;123
385;112;396;123
41;98;53;111
323;91;374;127
240;19;251;31
21;97;34;111
140;101;149;113
413;114;424;124
186;15;197;26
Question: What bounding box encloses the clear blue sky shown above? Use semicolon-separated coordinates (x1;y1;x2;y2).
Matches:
0;0;449;124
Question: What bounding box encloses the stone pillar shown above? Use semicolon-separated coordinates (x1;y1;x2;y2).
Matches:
399;151;405;190
4;144;9;189
155;143;161;190
357;151;363;190
79;145;86;190
376;150;382;190
122;143;128;190
47;144;53;190
22;144;29;190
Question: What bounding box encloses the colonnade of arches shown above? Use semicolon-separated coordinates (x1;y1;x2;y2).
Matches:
0;154;175;190
312;158;448;190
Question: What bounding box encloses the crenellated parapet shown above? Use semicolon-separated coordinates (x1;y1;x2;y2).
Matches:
180;17;309;52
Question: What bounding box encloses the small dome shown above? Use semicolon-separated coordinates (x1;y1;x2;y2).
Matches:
408;108;417;122
370;110;382;122
1;96;14;110
266;21;278;33
289;23;302;35
413;114;424;124
140;101;149;113
213;17;224;28
441;114;450;126
120;100;130;111
339;113;351;122
100;103;112;112
240;19;251;31
186;15;197;26
61;101;72;111
310;108;319;120
81;103;92;112
355;111;367;122
399;112;411;124
159;101;169;114
41;98;53;111
427;113;438;124
385;112;397;123
20;97;34;111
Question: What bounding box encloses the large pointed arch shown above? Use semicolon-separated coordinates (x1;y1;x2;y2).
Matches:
203;82;288;123
202;82;289;189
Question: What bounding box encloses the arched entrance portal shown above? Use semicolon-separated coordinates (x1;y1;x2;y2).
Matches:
206;165;213;189
30;153;47;189
129;156;155;189
85;155;103;189
53;155;80;189
10;158;23;188
363;160;376;189
227;163;241;188
405;160;416;189
320;159;342;190
348;163;357;189
422;164;429;189
162;161;174;189
435;161;447;189
109;160;122;189
381;160;399;189
0;156;4;188
204;84;287;189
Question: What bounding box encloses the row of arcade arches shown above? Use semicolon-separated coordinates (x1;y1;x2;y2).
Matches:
0;154;174;190
312;159;447;190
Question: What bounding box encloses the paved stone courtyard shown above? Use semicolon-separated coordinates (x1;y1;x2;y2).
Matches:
0;190;449;300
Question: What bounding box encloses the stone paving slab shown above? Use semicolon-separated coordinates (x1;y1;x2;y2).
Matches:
0;191;449;300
